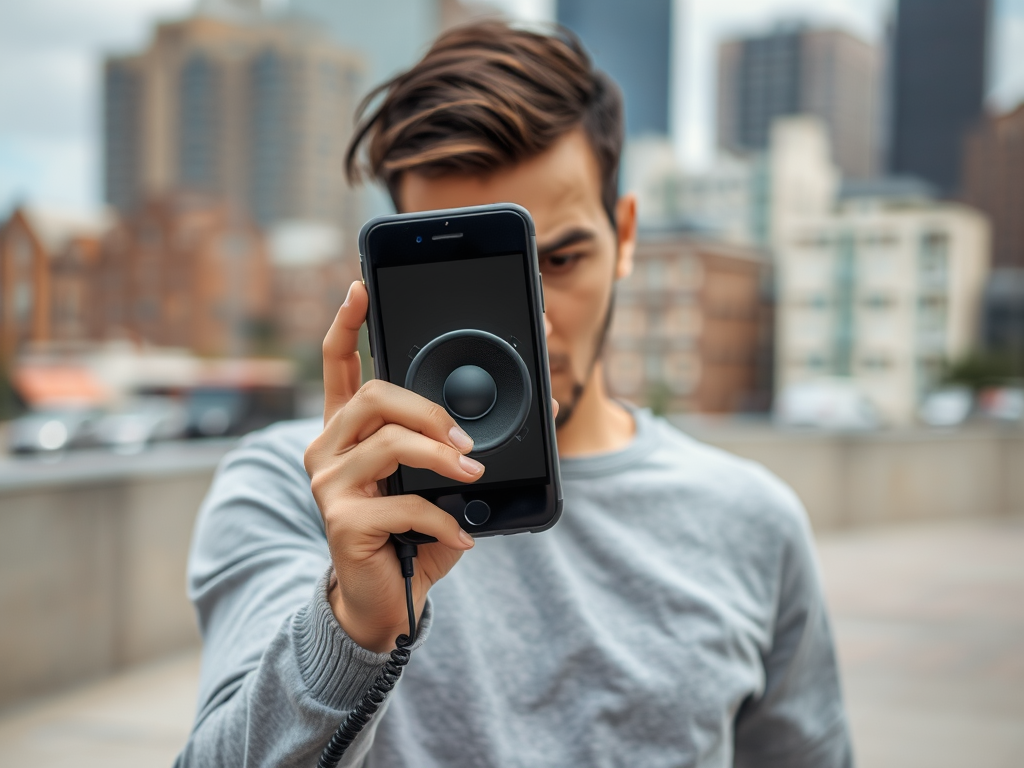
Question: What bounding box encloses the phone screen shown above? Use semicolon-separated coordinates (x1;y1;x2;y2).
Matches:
375;252;549;492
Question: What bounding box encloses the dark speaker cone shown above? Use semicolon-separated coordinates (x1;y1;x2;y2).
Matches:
405;329;532;456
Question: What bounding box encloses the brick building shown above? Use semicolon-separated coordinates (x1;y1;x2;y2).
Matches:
0;208;109;360
605;233;772;414
92;194;272;357
267;221;359;369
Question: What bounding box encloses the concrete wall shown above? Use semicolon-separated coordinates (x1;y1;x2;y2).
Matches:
676;420;1024;529
2;425;1022;710
0;444;230;711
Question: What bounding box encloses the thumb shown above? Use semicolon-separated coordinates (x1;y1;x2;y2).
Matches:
322;281;368;423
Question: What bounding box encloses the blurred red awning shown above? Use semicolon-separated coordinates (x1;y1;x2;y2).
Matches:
13;366;108;407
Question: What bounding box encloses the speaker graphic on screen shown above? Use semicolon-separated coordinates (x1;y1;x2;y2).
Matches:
405;329;532;456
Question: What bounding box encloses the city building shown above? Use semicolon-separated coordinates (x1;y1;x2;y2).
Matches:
557;0;672;137
765;117;840;250
982;269;1024;359
887;0;991;196
103;9;365;237
91;194;272;358
962;103;1024;360
623;137;759;243
717;25;880;179
288;0;494;89
775;185;990;425
606;234;772;414
267;221;359;367
962;103;1024;270
0;207;110;360
624;117;837;253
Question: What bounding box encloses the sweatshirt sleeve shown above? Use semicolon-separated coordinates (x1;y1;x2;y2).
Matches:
732;487;854;768
174;422;431;767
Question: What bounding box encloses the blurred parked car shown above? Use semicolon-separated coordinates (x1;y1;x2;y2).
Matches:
774;378;880;430
978;387;1024;423
8;408;103;454
94;397;188;453
919;386;974;427
185;384;295;438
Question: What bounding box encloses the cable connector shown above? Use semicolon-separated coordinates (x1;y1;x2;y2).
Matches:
393;539;418;579
391;537;418;648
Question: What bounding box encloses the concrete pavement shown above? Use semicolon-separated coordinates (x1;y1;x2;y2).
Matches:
819;517;1024;768
0;516;1021;767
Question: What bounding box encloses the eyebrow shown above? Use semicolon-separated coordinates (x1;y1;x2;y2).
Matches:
537;227;598;256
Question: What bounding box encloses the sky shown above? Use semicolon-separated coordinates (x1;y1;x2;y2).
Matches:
1;0;1023;214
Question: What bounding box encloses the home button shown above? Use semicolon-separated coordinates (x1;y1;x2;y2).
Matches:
464;500;491;526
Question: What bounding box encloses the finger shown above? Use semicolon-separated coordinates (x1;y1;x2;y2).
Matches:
322;281;368;423
364;494;474;551
340;423;485;488
325;379;474;455
544;316;552;338
552;398;559;418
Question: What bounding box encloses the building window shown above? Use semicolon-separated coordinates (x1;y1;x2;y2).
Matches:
14;281;32;324
919;231;949;288
178;54;221;191
861;354;891;371
607;350;643;395
916;295;948;344
915;356;944;398
140;223;161;248
862;293;893;310
807;293;829;310
674;255;704;290
611;306;645;337
806;353;826;371
667;305;701;337
664;353;700;394
645;354;661;382
646;259;665;289
648;309;664;335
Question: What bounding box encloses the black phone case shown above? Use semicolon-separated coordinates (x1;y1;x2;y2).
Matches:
358;203;563;540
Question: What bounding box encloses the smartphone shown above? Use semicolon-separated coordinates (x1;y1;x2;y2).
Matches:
359;203;562;541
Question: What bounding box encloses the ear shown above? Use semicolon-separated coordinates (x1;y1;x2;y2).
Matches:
614;193;637;281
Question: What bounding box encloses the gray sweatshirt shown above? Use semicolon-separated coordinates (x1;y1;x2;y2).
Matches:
176;407;853;767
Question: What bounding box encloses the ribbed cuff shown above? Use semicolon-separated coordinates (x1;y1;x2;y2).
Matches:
293;567;432;711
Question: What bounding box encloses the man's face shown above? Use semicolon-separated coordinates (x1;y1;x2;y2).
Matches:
399;128;636;427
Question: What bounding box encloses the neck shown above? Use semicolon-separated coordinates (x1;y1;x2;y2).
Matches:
555;361;635;458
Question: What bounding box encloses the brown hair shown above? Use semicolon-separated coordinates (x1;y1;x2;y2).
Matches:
344;20;624;223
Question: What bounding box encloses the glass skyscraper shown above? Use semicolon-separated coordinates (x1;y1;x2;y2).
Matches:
557;0;672;137
887;0;991;196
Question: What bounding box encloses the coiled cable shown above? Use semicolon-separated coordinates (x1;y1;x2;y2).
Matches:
317;540;419;768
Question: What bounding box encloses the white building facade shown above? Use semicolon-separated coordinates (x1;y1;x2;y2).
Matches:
777;195;990;425
623;117;837;251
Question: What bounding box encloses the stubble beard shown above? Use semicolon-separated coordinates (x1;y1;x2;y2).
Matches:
552;287;616;429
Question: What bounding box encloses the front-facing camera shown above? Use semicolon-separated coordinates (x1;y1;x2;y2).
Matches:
416;236;423;243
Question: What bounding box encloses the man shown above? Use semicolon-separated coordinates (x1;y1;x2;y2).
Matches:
177;21;852;767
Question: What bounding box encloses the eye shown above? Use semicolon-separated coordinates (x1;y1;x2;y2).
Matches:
541;252;582;274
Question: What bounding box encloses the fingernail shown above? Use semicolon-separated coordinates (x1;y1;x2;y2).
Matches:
342;282;354;307
459;454;484;475
459;529;475;548
449;426;474;453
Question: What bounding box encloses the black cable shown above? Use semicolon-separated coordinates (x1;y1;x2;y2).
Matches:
317;540;418;768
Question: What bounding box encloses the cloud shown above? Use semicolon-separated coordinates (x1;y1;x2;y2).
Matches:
0;0;191;212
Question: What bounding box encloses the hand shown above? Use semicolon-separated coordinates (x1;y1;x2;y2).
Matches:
304;281;559;652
